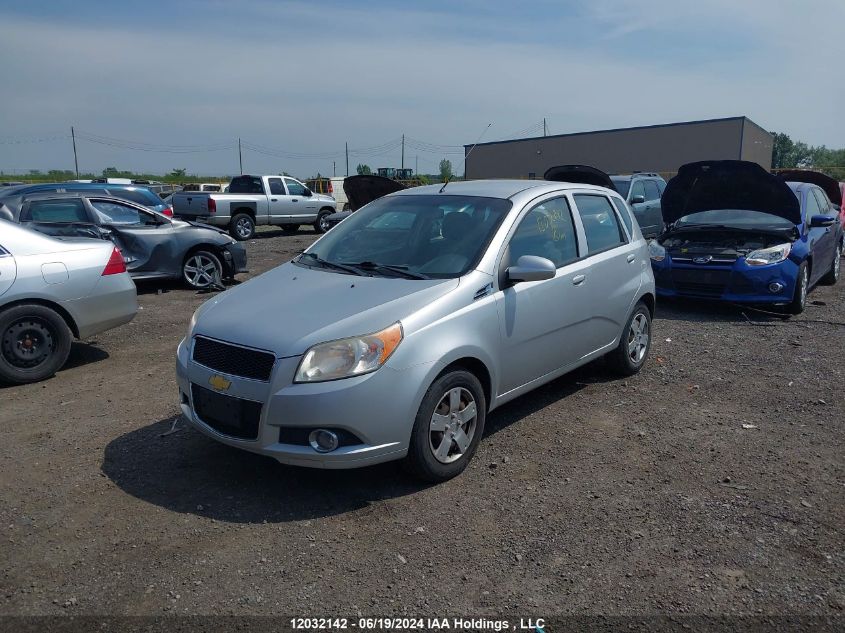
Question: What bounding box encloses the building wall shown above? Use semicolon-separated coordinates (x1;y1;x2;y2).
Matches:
465;117;772;180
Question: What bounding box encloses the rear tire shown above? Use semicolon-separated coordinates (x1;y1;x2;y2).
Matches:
403;369;486;483
820;247;840;285
0;304;73;385
788;262;809;314
229;213;255;241
315;210;333;234
606;301;651;376
183;250;223;289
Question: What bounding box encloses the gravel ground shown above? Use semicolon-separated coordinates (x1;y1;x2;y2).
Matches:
1;226;843;619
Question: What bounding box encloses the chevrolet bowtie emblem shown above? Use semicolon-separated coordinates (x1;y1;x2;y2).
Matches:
208;375;232;392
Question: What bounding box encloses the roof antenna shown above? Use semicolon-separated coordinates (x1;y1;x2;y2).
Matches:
440;122;492;193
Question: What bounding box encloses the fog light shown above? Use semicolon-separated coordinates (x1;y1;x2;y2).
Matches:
308;429;339;453
768;281;785;293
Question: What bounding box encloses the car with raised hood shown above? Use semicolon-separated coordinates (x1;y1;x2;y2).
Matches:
0;181;173;217
0;193;247;290
0;220;137;384
650;160;841;313
171;174;337;240
177;179;655;482
323;175;408;229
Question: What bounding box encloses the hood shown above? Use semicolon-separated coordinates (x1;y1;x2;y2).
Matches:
312;192;335;203
662;160;801;225
343;175;406;211
775;169;842;206
193;262;458;356
543;164;616;190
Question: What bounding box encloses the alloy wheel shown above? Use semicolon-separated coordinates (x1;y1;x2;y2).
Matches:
428;387;478;464
833;249;841;282
183;253;220;288
319;214;331;232
627;312;649;364
235;217;253;239
799;268;808;307
1;318;55;369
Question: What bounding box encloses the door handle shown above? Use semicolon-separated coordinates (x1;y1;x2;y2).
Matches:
627;253;636;263
292;199;298;202
572;274;586;285
271;198;278;202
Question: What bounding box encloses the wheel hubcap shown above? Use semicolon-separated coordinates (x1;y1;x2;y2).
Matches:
428;387;477;464
184;255;219;288
834;250;840;281
236;218;252;237
627;313;649;364
800;270;808;305
1;319;55;369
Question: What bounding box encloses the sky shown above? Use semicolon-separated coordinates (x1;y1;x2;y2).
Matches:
1;0;843;178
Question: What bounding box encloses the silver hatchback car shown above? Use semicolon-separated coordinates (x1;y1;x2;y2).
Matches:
177;180;655;481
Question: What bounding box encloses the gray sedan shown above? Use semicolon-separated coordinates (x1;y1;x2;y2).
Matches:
177;179;655;482
0;221;137;384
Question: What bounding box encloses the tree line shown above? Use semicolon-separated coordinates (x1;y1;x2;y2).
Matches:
771;132;845;180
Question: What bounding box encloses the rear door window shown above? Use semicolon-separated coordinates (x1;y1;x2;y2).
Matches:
268;178;285;195
612;197;634;237
573;194;627;254
644;180;661;201
22;199;90;223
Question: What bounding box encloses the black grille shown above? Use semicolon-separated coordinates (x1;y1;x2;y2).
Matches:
192;336;275;381
671;269;732;297
191;383;262;440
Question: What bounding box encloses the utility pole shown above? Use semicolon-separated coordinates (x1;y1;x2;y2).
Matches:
333;160;336;177
238;138;243;175
345;142;349;176
415;155;418;175
71;126;79;178
401;134;405;170
543;118;547;137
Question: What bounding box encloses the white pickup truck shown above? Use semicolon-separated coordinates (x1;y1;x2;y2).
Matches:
171;174;337;240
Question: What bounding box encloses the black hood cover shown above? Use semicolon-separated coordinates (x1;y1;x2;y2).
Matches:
342;175;406;211
776;169;842;206
662;160;801;225
543;164;615;190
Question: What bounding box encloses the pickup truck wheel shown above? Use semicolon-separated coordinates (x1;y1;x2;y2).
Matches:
0;304;72;385
183;250;223;289
315;211;333;234
281;224;299;235
230;214;255;241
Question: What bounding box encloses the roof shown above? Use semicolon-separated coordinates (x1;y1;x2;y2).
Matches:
465;116;770;149
395;179;613;200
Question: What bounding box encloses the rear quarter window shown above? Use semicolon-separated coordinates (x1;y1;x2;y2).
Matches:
611;197;634;237
23;199;89;223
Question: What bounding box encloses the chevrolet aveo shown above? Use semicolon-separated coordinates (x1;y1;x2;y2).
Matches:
177;180;656;481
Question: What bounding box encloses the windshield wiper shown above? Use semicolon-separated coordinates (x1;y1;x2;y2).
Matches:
297;252;367;276
346;261;430;279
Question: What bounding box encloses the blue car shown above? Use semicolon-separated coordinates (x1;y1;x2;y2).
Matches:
650;161;841;314
0;181;172;217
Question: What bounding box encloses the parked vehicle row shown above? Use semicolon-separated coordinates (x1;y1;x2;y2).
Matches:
172;174;337;240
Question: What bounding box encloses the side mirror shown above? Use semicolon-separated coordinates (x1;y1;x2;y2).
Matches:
809;214;835;228
506;255;556;283
303;188;313;197
630;195;645;204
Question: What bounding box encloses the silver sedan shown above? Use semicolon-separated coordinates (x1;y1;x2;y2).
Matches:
0;220;138;384
177;179;655;482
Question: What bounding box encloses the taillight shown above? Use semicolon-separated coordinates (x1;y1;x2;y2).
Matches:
208;198;217;214
162;206;173;217
102;246;127;276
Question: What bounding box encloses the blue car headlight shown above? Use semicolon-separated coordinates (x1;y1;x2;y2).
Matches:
745;243;792;266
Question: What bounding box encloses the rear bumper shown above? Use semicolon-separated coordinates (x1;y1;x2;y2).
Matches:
68;273;138;339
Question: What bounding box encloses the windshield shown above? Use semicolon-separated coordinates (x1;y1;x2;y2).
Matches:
676;209;795;230
610;177;630;198
300;194;512;279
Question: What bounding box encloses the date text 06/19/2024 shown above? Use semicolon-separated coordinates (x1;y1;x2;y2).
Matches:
289;617;546;631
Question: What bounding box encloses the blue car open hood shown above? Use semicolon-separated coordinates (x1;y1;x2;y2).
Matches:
662;161;801;226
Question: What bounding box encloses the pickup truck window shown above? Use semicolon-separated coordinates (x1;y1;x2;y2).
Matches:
229;176;265;195
268;178;285;195
284;178;307;196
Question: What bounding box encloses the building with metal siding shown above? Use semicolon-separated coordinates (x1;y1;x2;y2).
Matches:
464;116;773;181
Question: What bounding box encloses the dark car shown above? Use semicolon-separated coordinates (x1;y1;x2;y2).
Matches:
0;182;173;217
609;172;667;238
324;175;409;229
0;193;247;289
649;161;841;314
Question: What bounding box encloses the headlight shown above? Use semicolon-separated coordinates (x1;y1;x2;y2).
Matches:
294;323;403;383
649;240;666;262
746;243;791;266
186;308;200;340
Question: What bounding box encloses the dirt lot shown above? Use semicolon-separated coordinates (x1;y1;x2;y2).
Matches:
1;226;843;619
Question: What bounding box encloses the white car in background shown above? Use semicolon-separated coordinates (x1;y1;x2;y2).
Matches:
0;221;138;384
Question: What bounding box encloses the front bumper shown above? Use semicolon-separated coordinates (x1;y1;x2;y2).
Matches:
222;242;248;276
652;256;800;304
175;337;435;468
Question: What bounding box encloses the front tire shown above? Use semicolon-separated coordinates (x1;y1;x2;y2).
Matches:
821;247;840;285
606;301;651;376
315;210;333;234
183;250;223;289
0;304;73;385
403;369;486;483
789;262;809;314
229;213;255;241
